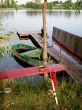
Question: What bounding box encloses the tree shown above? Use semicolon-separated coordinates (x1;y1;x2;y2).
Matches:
4;0;10;8
1;0;4;8
75;0;82;9
35;0;48;79
42;0;48;79
10;0;17;8
63;0;72;9
0;0;17;8
6;0;10;8
53;1;59;4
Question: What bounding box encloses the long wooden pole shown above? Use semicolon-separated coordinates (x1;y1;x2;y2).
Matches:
42;0;48;79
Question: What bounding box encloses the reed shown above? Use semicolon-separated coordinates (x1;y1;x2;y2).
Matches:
0;77;82;110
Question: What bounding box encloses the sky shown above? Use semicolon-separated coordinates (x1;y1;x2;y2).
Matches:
17;0;77;4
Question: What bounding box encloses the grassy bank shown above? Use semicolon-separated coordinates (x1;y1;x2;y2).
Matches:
0;77;82;110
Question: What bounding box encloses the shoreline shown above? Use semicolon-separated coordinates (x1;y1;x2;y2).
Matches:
0;8;82;11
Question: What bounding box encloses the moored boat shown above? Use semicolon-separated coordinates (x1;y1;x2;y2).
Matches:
17;32;49;40
12;44;45;67
20;49;42;58
12;43;36;53
17;32;30;40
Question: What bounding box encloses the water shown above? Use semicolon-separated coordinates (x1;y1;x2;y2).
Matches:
1;10;82;37
0;9;82;81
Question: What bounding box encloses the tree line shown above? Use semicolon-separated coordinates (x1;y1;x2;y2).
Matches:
0;0;17;8
0;0;82;10
24;0;82;10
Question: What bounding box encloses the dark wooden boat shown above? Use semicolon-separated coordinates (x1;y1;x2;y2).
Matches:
17;32;41;48
12;44;44;67
52;27;82;64
17;32;44;40
17;32;30;40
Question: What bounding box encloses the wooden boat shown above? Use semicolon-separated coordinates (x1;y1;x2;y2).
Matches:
17;32;49;40
12;43;36;53
17;32;30;40
12;44;44;67
52;27;82;64
20;49;42;58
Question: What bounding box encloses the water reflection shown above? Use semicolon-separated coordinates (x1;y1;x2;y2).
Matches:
25;10;81;17
4;11;14;18
1;9;82;38
1;10;81;18
47;10;81;18
0;54;22;70
26;10;42;16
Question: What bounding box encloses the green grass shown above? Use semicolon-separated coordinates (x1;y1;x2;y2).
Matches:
0;78;82;110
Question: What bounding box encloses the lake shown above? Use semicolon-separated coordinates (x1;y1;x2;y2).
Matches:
0;9;82;82
1;9;82;37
